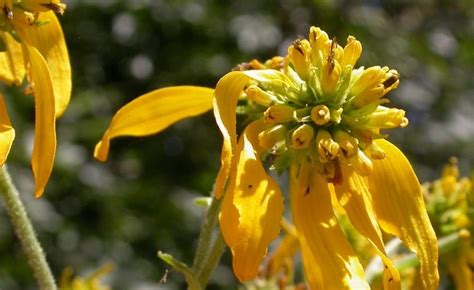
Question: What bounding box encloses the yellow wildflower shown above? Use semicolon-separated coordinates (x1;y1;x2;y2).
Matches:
0;0;71;197
423;158;473;290
59;264;113;290
94;27;438;289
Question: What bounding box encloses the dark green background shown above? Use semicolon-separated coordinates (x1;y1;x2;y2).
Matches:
1;0;473;289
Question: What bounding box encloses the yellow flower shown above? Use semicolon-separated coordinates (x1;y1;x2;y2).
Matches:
0;0;71;197
94;27;438;289
59;264;113;290
423;158;473;290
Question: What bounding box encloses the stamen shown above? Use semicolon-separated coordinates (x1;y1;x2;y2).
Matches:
316;130;339;162
382;71;400;88
41;3;66;15
334;130;358;158
291;124;314;149
3;4;13;20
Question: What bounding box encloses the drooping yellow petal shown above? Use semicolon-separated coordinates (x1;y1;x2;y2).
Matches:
94;86;214;162
334;162;400;290
267;221;299;278
24;44;56;197
368;139;439;290
290;161;369;290
213;69;288;198
0;32;25;86
14;11;71;117
0;94;15;166
219;121;284;282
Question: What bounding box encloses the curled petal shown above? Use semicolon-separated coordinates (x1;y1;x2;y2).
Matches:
15;11;71;117
368;139;439;290
0;94;15;165
334;162;400;290
219;121;284;281
213;69;289;198
290;162;369;290
94;86;214;162
24;44;56;197
0;31;25;86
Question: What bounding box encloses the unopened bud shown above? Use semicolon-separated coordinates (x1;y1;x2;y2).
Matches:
311;105;331;125
316;130;339;162
264;104;295;123
291;124;314;149
334;130;358;158
288;39;311;80
258;125;287;151
365;143;386;160
341;36;362;69
245;85;274;107
366;107;408;129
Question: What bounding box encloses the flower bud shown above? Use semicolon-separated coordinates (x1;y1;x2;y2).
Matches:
258;125;287;151
264;104;295;123
311;105;331;125
288;39;311;80
245;85;274;107
333;130;358;158
291;124;314;149
366;107;408;129
316;130;339;162
364;143;386;160
341;36;362;69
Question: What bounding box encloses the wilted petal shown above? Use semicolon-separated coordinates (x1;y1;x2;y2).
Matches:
94;86;214;162
15;11;71;117
0;94;15;165
219;121;284;281
0;31;25;86
24;44;56;197
290;162;369;290
334;162;400;290
368;139;439;290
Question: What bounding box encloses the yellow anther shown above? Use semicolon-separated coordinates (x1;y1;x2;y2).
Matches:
288;39;311;80
264;104;295;123
258;125;287;151
245;85;274;107
316;130;339;162
365;143;386;160
366;107;408;129
21;0;66;14
341;36;362;69
352;149;373;176
333;130;358;158
311;105;331;125
291;124;314;149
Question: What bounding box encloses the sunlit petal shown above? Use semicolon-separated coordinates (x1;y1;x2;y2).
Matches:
14;11;71;117
0;32;25;86
334;162;400;290
24;44;56;197
94;86;214;162
219;121;284;281
290;162;369;290
368;139;439;290
0;94;15;166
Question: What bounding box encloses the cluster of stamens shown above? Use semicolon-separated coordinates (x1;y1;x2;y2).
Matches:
236;27;409;182
1;0;65;28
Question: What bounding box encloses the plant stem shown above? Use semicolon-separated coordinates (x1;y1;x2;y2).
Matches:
0;165;57;290
191;196;225;289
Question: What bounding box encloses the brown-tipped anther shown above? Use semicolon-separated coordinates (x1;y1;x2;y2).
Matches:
3;5;13;20
382;71;400;88
41;3;66;15
292;39;305;55
327;37;337;73
291;124;314;149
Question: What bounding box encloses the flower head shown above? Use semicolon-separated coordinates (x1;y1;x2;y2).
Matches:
94;27;439;290
0;0;71;197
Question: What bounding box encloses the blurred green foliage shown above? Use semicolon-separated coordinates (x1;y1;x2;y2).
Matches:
0;0;473;289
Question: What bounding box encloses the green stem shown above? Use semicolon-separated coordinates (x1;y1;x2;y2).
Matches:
191;196;225;289
0;165;57;290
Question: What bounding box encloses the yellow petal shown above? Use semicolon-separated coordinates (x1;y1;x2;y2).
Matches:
213;69;288;199
268;221;299;278
24;44;56;197
0;32;26;86
219;121;284;281
0;93;15;165
334;162;400;290
290;161;369;290
94;86;214;162
368;139;439;290
448;258;472;290
15;11;71;117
